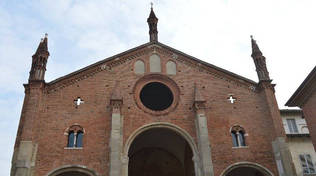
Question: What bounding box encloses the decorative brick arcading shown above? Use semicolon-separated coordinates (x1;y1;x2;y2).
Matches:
46;44;257;93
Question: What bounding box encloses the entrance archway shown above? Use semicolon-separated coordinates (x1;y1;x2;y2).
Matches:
220;162;274;176
56;172;90;176
128;127;195;176
46;165;97;176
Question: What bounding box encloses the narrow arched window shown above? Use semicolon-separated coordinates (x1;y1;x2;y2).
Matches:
150;54;161;72
66;125;84;148
76;131;83;147
134;60;145;74
231;131;238;147
68;131;75;147
166;61;176;75
238;131;246;146
231;125;246;147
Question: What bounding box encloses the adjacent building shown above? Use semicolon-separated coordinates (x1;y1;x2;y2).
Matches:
281;109;316;176
286;66;316;151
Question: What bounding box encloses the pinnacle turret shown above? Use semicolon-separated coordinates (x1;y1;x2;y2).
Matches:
29;34;50;82
33;33;49;57
147;5;158;42
250;36;270;82
251;35;263;58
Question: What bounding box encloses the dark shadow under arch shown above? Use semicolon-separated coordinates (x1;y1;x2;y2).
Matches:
128;127;195;176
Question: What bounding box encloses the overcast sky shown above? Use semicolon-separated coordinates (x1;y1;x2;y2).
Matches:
1;0;315;175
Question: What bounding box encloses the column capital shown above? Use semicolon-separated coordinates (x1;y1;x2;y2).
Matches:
194;101;206;111
121;156;129;164
110;99;123;112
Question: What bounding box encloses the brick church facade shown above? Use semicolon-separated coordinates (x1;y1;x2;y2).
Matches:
11;8;297;176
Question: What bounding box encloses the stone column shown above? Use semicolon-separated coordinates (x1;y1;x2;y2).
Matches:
193;85;214;176
192;155;202;176
109;95;123;176
12;141;37;176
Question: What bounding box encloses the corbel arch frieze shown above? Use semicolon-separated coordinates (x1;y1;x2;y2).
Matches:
46;47;152;93
153;46;257;93
46;43;257;94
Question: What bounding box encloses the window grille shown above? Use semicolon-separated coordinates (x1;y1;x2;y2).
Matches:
300;154;315;174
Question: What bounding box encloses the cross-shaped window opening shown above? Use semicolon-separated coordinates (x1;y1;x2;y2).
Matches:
74;97;84;107
228;95;236;104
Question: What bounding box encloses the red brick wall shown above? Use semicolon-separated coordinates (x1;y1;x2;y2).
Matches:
17;45;280;176
303;90;316;151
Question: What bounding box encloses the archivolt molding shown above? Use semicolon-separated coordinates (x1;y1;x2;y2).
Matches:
46;165;99;176
219;161;274;176
46;44;257;93
64;124;85;135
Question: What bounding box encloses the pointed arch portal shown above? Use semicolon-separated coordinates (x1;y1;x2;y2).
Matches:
127;127;196;176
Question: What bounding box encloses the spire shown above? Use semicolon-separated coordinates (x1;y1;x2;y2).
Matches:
34;33;49;57
147;3;158;42
29;33;50;82
250;36;270;82
251;35;262;57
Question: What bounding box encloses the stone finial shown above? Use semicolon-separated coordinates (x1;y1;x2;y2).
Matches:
147;5;158;42
250;36;270;82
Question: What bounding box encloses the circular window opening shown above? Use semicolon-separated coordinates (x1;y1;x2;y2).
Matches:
140;82;174;111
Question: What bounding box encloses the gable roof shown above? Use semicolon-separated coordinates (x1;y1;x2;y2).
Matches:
286;66;316;107
47;41;257;88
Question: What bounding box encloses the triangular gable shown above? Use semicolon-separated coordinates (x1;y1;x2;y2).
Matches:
46;41;257;93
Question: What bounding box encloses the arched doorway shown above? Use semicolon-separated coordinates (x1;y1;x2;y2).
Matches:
46;165;97;176
226;167;265;176
128;127;195;176
56;171;90;176
221;162;273;176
